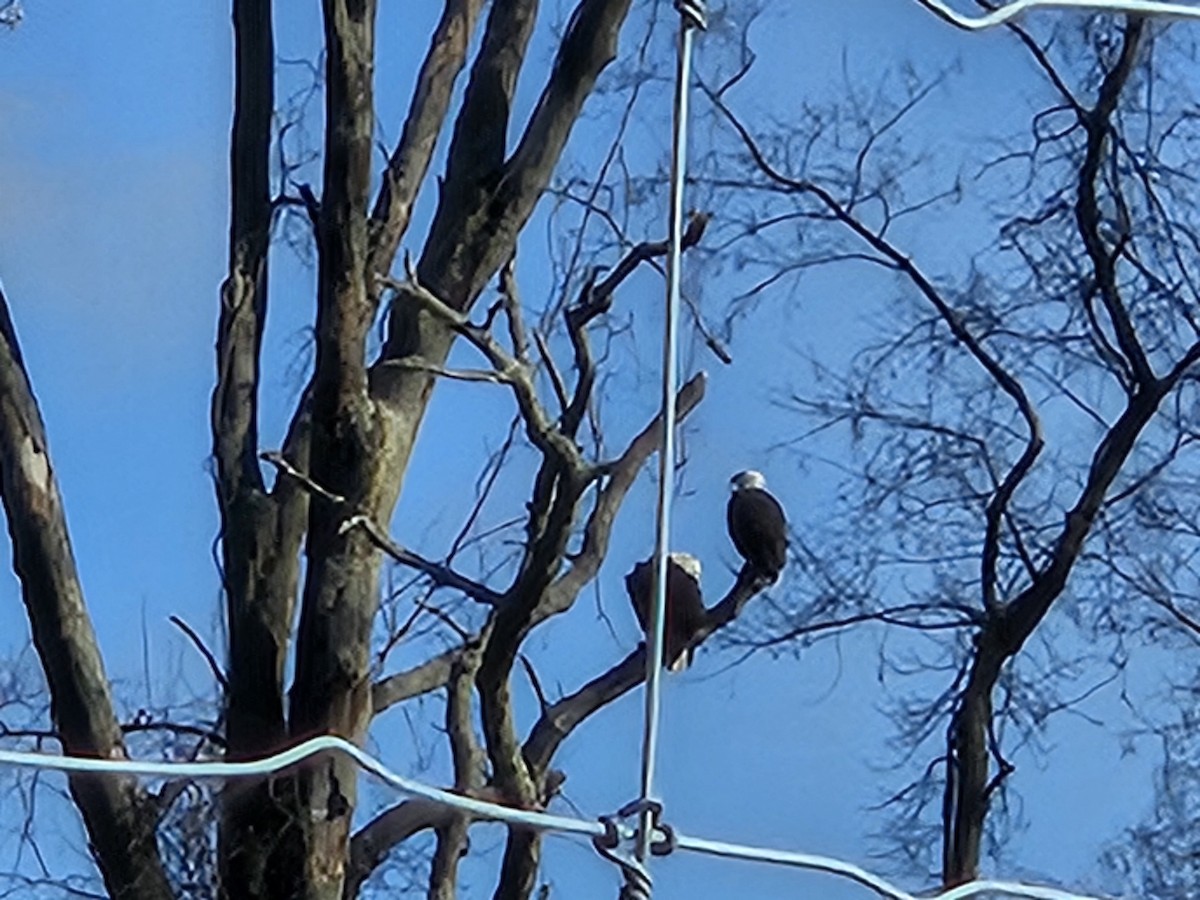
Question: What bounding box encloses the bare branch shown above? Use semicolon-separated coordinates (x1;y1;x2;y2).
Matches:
532;329;570;414
217;7;311;893
546;372;708;615
502;0;634;222
168;615;229;691
372;649;461;715
263;451;504;606
0;288;172;898
427;651;484;898
214;0;274;504
519;655;550;715
429;819;471;900
471;360;707;900
412;0;635;310
367;0;487;282
499;259;531;363
345;799;451;897
383;272;588;475
285;3;384;896
388;357;514;386
1073;16;1153;387
707;88;1045;617
261;450;344;504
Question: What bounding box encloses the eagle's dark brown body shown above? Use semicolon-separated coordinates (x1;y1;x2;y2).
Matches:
727;470;787;582
625;553;705;672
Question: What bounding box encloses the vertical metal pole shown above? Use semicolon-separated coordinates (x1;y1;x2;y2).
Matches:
637;0;706;871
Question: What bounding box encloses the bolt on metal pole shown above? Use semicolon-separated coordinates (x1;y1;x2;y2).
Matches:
637;0;707;873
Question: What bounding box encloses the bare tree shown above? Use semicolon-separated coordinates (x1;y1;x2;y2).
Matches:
695;9;1200;890
0;2;772;899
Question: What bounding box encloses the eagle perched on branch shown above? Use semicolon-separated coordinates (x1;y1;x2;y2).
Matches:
727;470;788;583
625;553;706;672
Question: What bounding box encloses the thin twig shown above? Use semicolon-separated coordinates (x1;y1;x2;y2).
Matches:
168;616;228;691
532;329;570;412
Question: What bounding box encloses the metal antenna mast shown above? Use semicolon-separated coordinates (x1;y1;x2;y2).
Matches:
636;0;708;880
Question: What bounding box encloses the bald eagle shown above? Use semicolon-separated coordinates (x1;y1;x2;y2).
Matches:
727;470;787;582
625;553;706;672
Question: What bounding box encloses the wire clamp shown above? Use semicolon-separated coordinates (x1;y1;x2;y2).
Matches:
594;811;652;899
614;798;677;856
674;0;708;31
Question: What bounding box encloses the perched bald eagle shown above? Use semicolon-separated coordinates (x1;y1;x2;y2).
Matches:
625;553;706;672
727;470;788;582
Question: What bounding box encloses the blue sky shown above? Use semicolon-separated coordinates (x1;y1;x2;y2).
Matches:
0;2;1175;898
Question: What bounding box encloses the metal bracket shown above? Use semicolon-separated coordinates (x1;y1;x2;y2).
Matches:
616;798;677;856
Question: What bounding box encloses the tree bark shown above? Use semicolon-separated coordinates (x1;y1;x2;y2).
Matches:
279;2;635;896
283;2;381;897
216;2;315;896
216;0;638;894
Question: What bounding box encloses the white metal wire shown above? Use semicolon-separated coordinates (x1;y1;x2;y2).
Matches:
0;735;606;840
674;833;1111;900
0;736;1112;900
912;0;1200;30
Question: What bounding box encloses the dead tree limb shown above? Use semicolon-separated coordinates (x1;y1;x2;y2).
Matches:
0;287;172;900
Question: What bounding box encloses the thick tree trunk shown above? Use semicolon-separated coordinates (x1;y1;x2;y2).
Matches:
943;381;1169;885
215;2;316;897
942;646;1001;885
282;3;382;899
217;0;636;895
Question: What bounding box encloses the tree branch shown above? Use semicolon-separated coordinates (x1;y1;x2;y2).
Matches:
286;2;381;898
350;649;487;895
383;272;589;475
0;287;172;899
217;6;312;896
429;649;486;897
372;649;461;714
407;0;635;313
946;328;1178;885
545;372;708;616
501;0;634;219
479;371;708;733
214;0;273;504
367;0;487;283
168;615;228;690
560;211;709;438
1073;16;1152;387
262;453;504;606
344;799;451;898
474;362;706;900
709;89;1045;616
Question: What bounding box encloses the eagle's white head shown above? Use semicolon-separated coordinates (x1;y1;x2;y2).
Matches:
731;470;767;492
669;552;702;582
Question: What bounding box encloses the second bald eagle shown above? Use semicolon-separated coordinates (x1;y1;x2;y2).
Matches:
625;553;706;672
728;470;788;583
